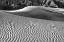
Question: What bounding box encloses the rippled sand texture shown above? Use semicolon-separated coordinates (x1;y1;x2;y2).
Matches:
0;12;64;42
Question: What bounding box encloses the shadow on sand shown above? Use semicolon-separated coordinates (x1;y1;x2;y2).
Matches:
4;6;64;22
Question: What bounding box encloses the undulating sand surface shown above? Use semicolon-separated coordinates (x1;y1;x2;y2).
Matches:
5;6;64;21
0;6;64;42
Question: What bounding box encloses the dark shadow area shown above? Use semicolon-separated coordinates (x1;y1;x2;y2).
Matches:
0;0;64;10
0;0;64;21
0;3;27;10
53;0;64;8
6;8;64;22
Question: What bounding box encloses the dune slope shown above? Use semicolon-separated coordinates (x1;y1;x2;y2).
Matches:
0;10;64;42
4;6;64;21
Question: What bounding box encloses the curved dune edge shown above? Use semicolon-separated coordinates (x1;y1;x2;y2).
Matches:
4;6;64;15
2;6;64;22
42;7;64;14
5;6;39;12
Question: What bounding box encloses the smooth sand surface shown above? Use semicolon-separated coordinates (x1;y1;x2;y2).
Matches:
4;6;64;21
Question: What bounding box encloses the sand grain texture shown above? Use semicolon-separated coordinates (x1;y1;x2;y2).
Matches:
0;10;64;42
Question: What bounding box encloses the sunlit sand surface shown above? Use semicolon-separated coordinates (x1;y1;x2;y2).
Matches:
3;6;64;21
0;8;64;42
5;6;39;12
0;6;64;22
5;6;64;14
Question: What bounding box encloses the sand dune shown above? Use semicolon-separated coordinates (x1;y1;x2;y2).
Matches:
3;6;64;22
5;6;64;14
0;6;64;42
1;8;64;42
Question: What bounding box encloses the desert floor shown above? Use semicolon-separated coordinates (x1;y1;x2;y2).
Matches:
0;6;64;42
